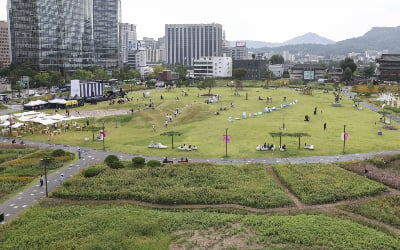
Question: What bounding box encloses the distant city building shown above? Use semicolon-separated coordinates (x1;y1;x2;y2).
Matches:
93;0;121;70
165;23;223;66
143;37;162;64
120;23;137;64
327;67;343;82
233;59;267;80
0;21;10;68
8;0;121;74
268;64;284;78
289;64;326;81
127;43;146;69
193;55;232;78
157;70;179;82
376;54;400;82
223;41;248;60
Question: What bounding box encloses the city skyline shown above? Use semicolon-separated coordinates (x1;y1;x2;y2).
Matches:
0;0;399;43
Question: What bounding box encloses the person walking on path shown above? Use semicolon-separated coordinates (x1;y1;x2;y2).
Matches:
39;175;44;187
78;148;81;159
152;124;156;132
324;122;327;131
58;174;64;184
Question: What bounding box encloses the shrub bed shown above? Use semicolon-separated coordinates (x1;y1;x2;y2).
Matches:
273;163;387;205
52;163;293;209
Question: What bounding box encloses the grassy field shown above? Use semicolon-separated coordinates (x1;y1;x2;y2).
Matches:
19;87;399;158
272;163;387;205
52;163;294;208
1;201;399;249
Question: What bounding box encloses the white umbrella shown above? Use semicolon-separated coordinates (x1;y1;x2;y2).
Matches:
11;122;24;128
17;116;35;122
0;121;11;127
48;114;67;120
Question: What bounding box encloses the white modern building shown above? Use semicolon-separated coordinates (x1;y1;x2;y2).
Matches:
268;64;284;78
165;23;223;66
126;40;146;69
120;23;137;64
193;55;232;78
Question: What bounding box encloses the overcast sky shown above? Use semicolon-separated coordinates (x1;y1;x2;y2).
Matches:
1;0;399;42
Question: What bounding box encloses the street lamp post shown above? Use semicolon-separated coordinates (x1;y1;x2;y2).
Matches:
41;158;50;197
225;128;228;158
102;121;105;150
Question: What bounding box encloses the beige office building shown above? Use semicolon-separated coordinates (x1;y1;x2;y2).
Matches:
0;21;10;68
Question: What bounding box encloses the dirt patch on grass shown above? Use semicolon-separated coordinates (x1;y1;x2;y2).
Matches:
170;223;264;250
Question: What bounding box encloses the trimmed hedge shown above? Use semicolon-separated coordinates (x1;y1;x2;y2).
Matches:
147;160;161;168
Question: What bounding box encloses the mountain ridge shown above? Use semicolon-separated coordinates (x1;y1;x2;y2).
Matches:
243;26;400;55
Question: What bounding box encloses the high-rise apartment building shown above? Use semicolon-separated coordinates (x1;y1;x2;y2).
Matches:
7;0;120;74
0;21;10;68
120;23;137;64
165;23;223;66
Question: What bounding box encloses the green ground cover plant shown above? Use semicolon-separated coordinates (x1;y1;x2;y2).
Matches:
22;87;400;158
272;163;387;205
342;196;400;229
0;202;399;249
52;163;293;208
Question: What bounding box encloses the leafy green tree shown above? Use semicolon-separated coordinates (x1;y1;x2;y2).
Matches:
49;71;65;88
343;67;353;82
339;57;357;73
93;68;109;80
232;68;247;80
264;70;275;88
148;65;168;79
269;55;285;64
71;69;93;80
363;63;376;78
174;65;187;80
34;72;51;90
198;78;216;95
282;70;290;78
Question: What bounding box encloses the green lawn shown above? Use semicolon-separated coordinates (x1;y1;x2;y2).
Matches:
52;163;293;209
273;163;387;205
1;202;399;249
20;87;399;158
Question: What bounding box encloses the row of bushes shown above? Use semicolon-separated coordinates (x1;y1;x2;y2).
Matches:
104;155;161;169
83;156;162;178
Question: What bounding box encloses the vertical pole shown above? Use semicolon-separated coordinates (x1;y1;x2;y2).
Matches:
44;160;48;197
225;128;228;158
343;125;346;153
102;121;105;150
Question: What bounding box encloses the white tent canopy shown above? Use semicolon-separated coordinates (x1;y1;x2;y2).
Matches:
48;99;67;104
24;100;48;107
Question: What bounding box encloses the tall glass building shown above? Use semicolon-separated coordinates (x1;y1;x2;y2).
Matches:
93;0;121;70
7;0;120;75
